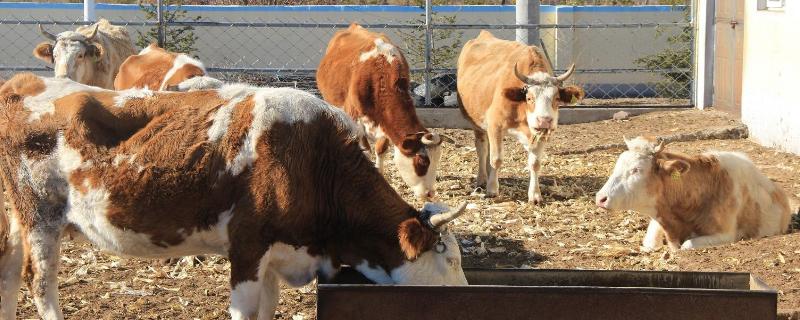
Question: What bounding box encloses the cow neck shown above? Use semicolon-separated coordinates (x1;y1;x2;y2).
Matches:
328;139;419;269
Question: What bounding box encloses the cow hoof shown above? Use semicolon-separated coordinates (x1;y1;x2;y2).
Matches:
528;194;543;205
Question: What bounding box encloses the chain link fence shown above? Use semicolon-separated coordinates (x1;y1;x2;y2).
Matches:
0;3;693;107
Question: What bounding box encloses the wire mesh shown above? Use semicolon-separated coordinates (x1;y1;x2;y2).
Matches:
0;4;693;107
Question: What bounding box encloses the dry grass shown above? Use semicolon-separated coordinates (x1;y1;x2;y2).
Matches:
11;109;800;319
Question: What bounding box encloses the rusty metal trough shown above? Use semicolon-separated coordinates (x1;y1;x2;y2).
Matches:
317;268;777;320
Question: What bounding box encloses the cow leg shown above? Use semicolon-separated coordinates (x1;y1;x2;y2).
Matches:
229;233;270;320
526;145;545;204
26;225;64;320
374;137;390;174
681;233;736;250
641;219;665;251
473;130;488;188
485;126;504;198
256;270;280;320
0;214;24;320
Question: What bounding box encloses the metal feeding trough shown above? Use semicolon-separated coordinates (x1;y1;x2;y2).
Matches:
317;268;777;320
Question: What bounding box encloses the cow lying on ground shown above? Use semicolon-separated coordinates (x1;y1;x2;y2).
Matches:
596;136;792;250
0;73;469;320
114;43;222;91
317;23;452;200
34;19;136;89
457;30;585;204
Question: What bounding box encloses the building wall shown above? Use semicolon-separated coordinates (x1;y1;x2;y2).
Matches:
741;1;800;154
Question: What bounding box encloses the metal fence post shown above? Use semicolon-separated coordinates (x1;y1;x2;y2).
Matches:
423;0;433;106
516;0;540;45
83;0;96;22
157;0;165;48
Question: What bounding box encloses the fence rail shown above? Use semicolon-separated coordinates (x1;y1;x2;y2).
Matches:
0;3;694;108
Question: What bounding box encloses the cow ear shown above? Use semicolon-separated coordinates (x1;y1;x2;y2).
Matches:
559;85;585;105
87;43;104;59
502;87;526;102
33;42;54;63
659;159;690;175
398;218;437;260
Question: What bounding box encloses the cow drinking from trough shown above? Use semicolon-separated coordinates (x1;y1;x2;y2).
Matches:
34;19;137;89
0;73;468;320
316;23;451;200
114;43;222;92
457;31;585;204
596;136;792;251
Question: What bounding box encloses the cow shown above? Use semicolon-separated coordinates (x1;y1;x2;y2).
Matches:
316;23;452;200
457;30;585;204
33;19;137;89
114;43;221;91
595;136;793;251
0;73;469;320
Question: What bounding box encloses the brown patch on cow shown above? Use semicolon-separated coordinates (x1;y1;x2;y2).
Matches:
0;72;47;98
115;45;205;91
316;23;429;157
162;64;205;89
648;151;736;245
220;97;255;165
398;218;437;260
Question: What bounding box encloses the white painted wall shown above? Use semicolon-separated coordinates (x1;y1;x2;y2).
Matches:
741;1;800;155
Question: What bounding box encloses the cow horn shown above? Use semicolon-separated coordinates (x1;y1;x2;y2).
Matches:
85;24;99;41
513;62;532;84
439;134;455;144
421;132;441;145
429;202;468;228
38;24;57;41
555;63;576;83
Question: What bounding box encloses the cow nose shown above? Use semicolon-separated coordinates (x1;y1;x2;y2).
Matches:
596;195;609;209
536;116;553;128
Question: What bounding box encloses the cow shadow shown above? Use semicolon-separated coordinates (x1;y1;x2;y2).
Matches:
491;174;608;202
458;235;547;269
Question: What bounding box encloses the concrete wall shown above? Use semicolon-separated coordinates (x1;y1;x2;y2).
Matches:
741;1;800;154
0;3;687;98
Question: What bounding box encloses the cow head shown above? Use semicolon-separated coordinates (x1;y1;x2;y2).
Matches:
395;131;454;200
33;24;104;84
505;63;584;140
392;202;468;285
595;137;688;214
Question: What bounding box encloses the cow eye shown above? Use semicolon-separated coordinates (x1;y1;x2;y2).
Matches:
630;167;640;175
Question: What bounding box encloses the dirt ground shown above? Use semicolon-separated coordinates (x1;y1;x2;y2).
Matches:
12;109;800;319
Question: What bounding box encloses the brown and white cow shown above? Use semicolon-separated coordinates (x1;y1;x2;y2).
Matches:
596;136;792;251
317;23;451;200
33;19;136;89
457;30;585;204
0;73;468;320
114;43;222;91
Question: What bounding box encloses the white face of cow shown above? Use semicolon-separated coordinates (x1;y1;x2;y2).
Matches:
394;132;451;200
511;63;584;137
390;230;467;285
34;25;103;85
391;202;468;285
595;137;661;214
